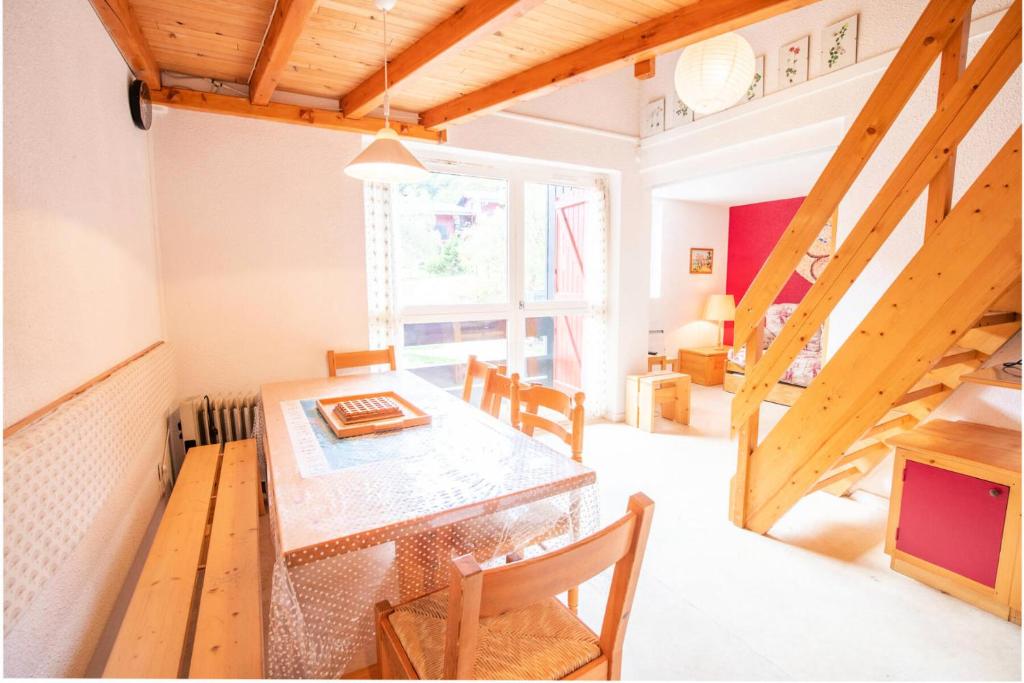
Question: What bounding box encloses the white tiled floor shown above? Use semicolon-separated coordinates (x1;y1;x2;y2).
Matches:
569;385;1021;680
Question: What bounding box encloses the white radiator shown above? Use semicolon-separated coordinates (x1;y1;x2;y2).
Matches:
179;393;260;448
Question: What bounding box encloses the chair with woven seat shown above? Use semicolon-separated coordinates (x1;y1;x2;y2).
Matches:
481;370;520;424
376;493;655;680
462;355;506;409
326;345;396;376
508;383;587;613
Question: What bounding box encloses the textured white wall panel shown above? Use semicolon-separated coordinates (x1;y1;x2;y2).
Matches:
3;344;176;676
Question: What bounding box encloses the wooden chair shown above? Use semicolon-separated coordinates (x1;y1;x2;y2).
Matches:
647;354;679;372
512;384;585;463
509;383;586;613
376;493;654;680
326;345;396;376
481;370;519;423
462;355;506;409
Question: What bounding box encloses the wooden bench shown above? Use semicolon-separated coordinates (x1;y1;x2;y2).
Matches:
103;439;264;678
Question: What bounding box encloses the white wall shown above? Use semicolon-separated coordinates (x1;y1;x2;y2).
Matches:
636;1;1020;433
151;110;370;398
150;91;648;417
3;0;166;427
2;0;171;676
650;200;729;354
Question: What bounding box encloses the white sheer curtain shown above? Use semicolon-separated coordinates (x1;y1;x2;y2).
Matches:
364;181;395;350
580;177;610;419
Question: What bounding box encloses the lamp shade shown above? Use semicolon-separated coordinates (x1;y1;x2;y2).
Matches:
704;294;736;322
343;127;429;183
674;32;756;115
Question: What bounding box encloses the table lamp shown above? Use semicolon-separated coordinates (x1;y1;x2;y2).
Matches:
704;294;736;347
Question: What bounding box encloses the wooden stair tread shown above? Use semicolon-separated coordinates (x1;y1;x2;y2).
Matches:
960;364;1022;390
932;346;981;369
975;311;1021;328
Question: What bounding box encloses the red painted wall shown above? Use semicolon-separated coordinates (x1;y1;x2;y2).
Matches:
724;197;808;345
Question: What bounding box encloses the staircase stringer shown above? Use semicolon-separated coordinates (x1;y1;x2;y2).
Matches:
818;312;1021;497
741;132;1022;534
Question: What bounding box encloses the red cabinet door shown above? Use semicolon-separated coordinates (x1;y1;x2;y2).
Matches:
896;460;1009;587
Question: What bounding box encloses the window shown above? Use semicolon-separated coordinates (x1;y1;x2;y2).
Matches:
392;174;509;307
365;157;610;414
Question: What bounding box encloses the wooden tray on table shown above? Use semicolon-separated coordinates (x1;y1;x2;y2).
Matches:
316;391;432;438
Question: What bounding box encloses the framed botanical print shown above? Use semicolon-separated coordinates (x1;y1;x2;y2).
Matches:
667;96;694;129
822;15;858;72
690;248;714;274
779;36;809;89
745;55;765;102
642;97;666;137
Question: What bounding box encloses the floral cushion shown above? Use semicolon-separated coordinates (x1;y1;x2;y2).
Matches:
728;302;823;388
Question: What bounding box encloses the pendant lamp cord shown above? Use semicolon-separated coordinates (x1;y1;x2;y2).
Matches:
382;8;390;128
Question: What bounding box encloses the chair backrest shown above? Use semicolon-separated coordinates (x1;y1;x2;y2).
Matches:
442;493;655;679
481;370;519;422
326;345;396;376
647;355;678;372
462;355;506;407
512;384;585;462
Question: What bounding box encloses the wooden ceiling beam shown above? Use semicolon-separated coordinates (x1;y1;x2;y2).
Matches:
341;0;545;119
419;0;815;130
152;87;445;143
249;0;318;105
87;0;161;88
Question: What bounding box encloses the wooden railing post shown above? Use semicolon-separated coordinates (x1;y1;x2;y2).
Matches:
925;11;972;239
729;321;764;528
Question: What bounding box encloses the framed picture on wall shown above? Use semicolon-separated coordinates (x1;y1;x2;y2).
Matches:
779;36;809;89
822;15;858;72
690;247;714;274
667;96;694;129
642;97;666;137
745;55;765;102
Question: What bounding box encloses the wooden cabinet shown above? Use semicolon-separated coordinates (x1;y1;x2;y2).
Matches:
676;346;728;386
886;420;1021;623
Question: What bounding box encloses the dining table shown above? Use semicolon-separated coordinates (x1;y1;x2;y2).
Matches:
258;370;599;678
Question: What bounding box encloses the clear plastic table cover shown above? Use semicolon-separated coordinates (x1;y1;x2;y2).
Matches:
254;375;600;679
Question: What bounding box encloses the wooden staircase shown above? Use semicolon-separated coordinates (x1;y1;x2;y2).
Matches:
728;0;1023;535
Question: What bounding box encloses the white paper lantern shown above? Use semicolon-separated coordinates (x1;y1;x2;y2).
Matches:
674;33;756;115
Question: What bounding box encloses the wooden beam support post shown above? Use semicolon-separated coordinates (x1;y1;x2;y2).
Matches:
925;11;972;238
419;0;815;129
342;0;545;119
634;58;656;80
249;0;318;105
729;321;763;528
87;0;161;88
152;87;446;143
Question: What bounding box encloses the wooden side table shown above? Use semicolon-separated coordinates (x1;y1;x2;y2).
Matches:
625;372;691;432
885;420;1021;623
677;346;729;386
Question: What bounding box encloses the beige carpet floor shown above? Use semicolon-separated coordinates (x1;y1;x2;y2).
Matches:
569;384;1021;680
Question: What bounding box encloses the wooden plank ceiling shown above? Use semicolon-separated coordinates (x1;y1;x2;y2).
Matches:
98;0;814;134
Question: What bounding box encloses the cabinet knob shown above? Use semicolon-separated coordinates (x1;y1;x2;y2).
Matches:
989;488;1004;497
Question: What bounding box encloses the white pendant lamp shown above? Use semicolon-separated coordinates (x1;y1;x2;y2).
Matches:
674;32;756;115
344;0;429;183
